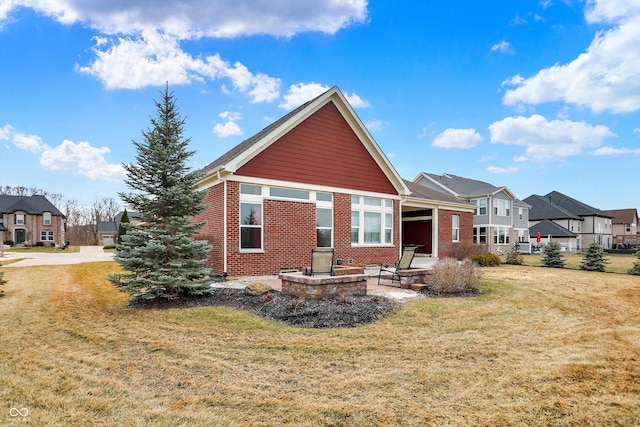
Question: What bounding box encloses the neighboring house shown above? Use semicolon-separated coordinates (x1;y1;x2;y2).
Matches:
412;173;531;253
524;191;613;251
605;208;639;248
529;219;578;252
96;211;141;246
0;195;66;247
193;86;475;277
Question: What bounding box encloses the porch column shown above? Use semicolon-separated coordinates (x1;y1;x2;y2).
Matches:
432;206;438;258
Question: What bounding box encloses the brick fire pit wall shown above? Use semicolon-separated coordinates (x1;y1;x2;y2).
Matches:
279;273;368;300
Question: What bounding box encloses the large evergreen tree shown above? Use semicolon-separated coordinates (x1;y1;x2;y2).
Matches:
541;241;565;268
579;241;609;272
109;85;212;300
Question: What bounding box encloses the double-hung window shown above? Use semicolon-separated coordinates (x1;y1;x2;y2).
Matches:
43;212;51;226
351;196;393;245
15;213;25;225
40;230;54;241
452;215;460;242
473;227;487;244
239;184;263;250
471;198;487;215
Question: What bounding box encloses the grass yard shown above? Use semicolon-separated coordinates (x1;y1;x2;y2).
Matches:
1;262;639;426
518;252;637;274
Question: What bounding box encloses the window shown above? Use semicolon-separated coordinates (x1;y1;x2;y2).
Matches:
240;184;263;250
493;199;510;217
351;196;393;245
269;187;309;200
452;215;460;242
493;227;510;244
40;230;54;241
518;229;527;243
316;207;333;247
15;213;25;225
471;198;487;215
518;208;523;221
473;227;487;244
43;212;52;225
626;223;631;232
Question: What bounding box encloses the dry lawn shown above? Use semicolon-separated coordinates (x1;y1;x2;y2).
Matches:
1;262;639;426
520;252;637;273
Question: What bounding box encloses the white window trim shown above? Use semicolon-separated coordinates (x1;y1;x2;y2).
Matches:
452;215;460;242
43;212;52;226
239;184;264;252
351;196;394;246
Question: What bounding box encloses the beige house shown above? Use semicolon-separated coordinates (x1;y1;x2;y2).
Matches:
605;208;639;248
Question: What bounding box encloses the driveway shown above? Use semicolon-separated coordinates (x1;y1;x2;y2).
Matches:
1;246;114;267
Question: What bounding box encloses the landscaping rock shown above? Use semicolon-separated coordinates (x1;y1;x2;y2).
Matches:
244;281;272;296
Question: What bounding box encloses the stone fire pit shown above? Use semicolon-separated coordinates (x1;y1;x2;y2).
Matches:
279;272;367;300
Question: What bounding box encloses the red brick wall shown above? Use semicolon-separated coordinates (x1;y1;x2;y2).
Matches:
437;209;474;259
196;183;401;276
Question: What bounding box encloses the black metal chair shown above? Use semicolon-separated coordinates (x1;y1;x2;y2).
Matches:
378;246;417;285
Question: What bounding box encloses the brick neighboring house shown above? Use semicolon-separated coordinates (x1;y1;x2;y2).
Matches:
605;208;639;248
193;86;474;277
525;191;613;251
412;173;531;253
0;195;66;247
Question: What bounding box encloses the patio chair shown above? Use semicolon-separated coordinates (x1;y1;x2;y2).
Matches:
309;247;334;276
378;246;418;285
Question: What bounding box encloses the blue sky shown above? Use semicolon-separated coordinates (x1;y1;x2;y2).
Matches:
1;0;639;211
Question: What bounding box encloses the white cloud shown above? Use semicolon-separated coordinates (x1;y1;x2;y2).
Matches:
365;119;389;132
591;146;640;155
501;74;524;87
432;128;483;149
1;0;368;38
503;3;640;113
487;165;517;174
213;121;243;138
1;124;125;181
491;40;514;54
634;127;640;135
278;82;369;110
77;31;281;101
39;140;126;181
219;111;242;121
488;114;616;161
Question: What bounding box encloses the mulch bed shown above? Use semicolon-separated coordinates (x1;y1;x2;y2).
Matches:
131;288;400;328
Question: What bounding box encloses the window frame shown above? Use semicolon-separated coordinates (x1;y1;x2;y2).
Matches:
43;212;52;226
239;184;264;252
15;213;25;225
493;199;511;217
473;226;487;244
493;226;511;244
452;215;460;242
40;230;54;241
471;198;488;216
351;196;394;246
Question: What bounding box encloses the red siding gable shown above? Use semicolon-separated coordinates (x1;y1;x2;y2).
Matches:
236;102;398;195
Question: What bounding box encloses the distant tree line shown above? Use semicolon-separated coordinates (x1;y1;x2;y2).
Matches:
1;185;120;245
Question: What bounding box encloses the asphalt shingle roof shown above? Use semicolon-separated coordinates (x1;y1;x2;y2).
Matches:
604;208;638;224
404;180;472;206
424;173;498;196
0;195;63;216
525;191;612;221
530;219;578;238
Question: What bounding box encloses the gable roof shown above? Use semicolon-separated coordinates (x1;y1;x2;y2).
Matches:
403;180;474;211
543;191;612;218
97;221;117;233
604;208;639;224
530;219;578;238
525;194;582;221
0;195;63;216
200;86;409;196
413;172;529;206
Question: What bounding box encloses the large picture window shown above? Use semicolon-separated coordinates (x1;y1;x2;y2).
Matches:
351;196;393;245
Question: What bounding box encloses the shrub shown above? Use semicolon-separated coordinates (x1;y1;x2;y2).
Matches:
427;258;482;293
471;253;501;267
505;242;524;265
580;242;608;272
35;241;45;247
3;240;13;246
629;246;640;276
541;241;565;268
452;243;488;261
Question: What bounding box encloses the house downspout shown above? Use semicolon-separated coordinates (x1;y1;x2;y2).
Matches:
217;170;228;275
433;206;439;258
